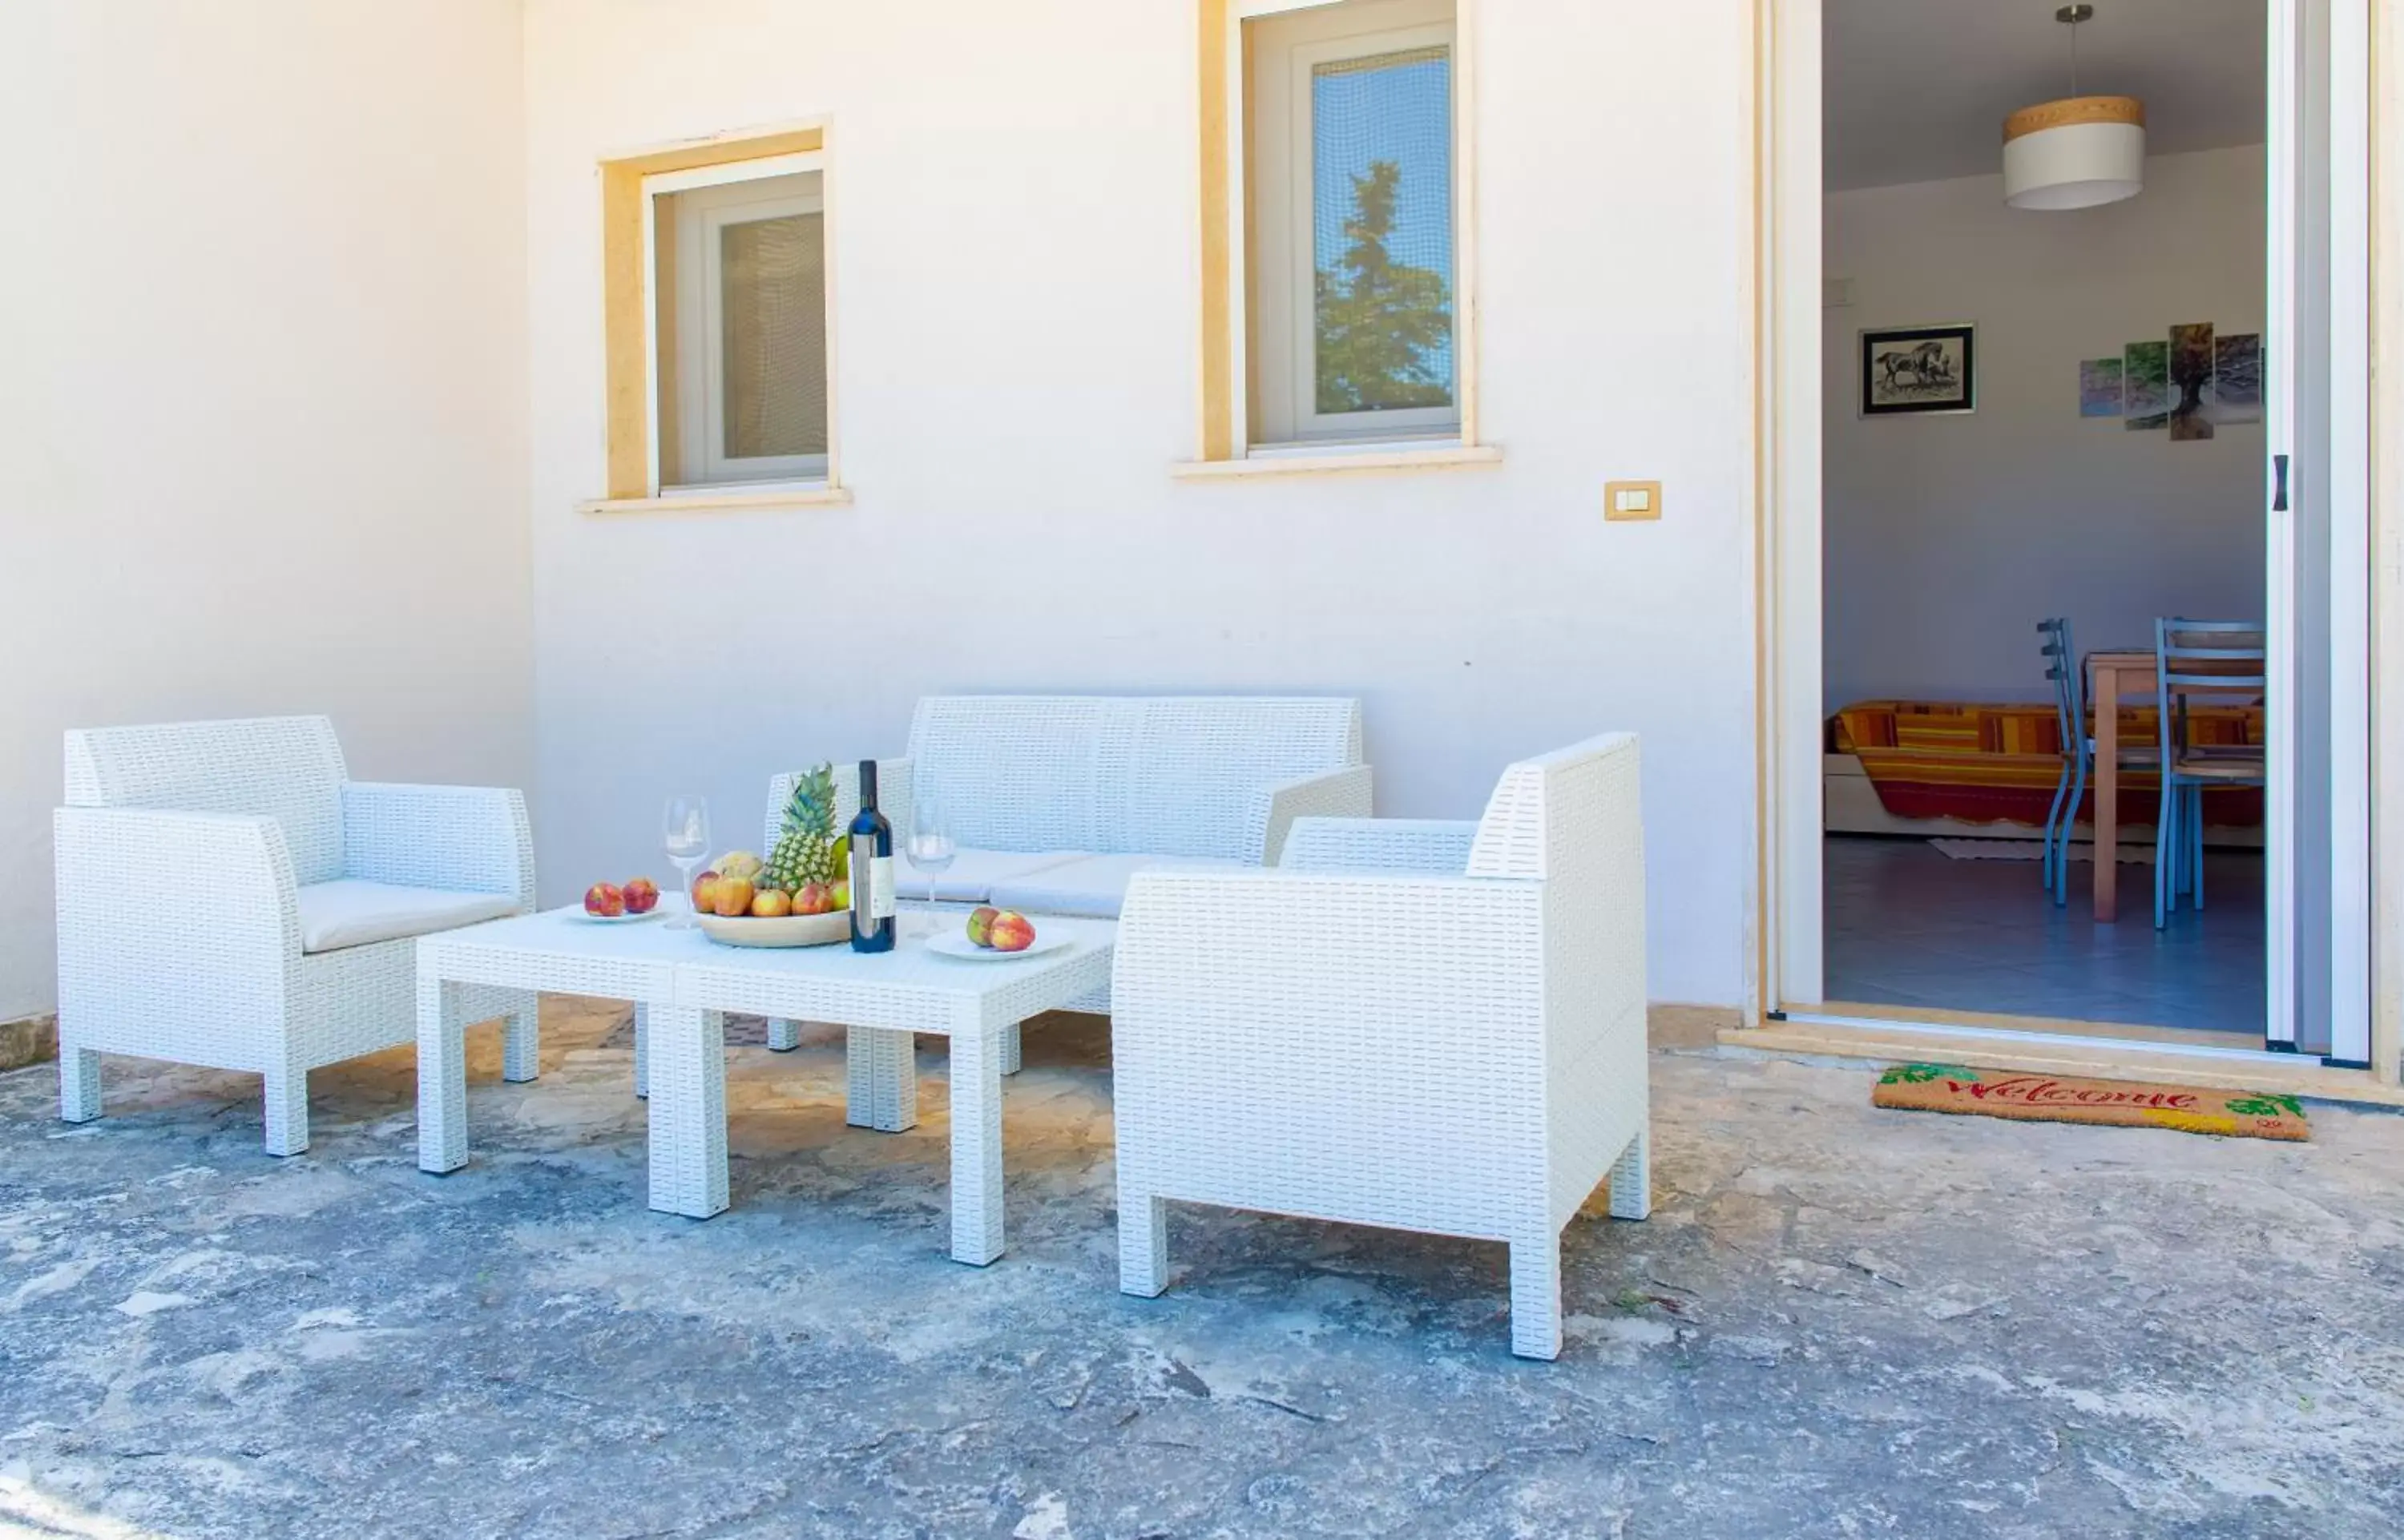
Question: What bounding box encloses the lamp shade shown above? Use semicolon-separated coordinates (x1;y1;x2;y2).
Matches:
2003;95;2146;209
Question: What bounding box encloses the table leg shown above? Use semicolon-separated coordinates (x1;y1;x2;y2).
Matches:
2095;664;2122;923
845;1026;918;1131
501;1002;539;1083
417;975;469;1174
948;1027;1006;1266
645;1006;728;1219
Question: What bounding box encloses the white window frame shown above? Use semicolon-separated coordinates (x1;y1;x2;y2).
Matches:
640;151;831;494
1247;0;1463;449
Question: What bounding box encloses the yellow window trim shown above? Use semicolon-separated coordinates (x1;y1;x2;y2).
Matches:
1192;0;1483;473
595;121;837;507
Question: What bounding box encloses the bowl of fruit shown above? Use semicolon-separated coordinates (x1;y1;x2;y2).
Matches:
691;768;853;948
579;877;662;921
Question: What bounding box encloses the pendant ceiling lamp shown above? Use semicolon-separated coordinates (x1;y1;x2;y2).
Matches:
2003;4;2146;210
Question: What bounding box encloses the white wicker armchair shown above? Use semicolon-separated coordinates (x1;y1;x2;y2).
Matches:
54;716;535;1155
1110;733;1650;1360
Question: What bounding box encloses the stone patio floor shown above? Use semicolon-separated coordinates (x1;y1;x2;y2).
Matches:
2;1003;2401;1539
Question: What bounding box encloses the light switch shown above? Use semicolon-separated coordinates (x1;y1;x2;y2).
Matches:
1605;480;1662;522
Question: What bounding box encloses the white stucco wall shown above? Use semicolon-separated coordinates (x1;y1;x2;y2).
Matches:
0;0;534;1021
1822;146;2269;711
522;0;1757;1006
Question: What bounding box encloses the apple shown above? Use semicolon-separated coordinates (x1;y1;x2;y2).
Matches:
966;905;1000;947
584;882;626;918
987;910;1035;953
828;880;851;911
712;876;756;918
751;886;793;918
691;870;721;913
795;881;833;916
623;877;659;915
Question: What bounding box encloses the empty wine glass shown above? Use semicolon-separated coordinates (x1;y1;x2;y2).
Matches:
905;789;956;917
663;794;712;929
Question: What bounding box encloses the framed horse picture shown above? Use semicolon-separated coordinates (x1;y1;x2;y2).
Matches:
1860;324;1975;417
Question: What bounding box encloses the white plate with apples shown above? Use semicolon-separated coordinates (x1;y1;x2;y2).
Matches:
925;930;1072;961
577;880;664;922
926;907;1070;961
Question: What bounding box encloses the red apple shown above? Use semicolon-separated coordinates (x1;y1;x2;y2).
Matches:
623;877;659;914
584;882;626;917
966;905;1000;947
987;910;1035;953
795;881;833;916
691;871;721;913
750;887;793;918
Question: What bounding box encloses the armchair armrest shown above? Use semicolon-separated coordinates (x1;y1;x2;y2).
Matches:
54;807;302;1011
1278;817;1478;873
341;783;534;907
1252;764;1374;865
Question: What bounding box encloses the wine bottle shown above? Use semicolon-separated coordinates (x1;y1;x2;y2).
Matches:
848;759;896;953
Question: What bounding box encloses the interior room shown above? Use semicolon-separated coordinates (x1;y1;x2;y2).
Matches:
1818;0;2269;1035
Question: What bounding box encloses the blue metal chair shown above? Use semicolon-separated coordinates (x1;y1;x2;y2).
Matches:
2038;619;2154;906
2152;618;2267;929
2036;619;2080;902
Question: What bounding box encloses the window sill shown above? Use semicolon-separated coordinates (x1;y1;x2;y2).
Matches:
578;486;853;515
1170;442;1502;481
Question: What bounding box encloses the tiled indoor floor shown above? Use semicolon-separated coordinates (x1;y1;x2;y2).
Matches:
1822;834;2267;1036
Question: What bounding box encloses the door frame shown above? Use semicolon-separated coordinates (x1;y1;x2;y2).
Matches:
1750;0;2390;1076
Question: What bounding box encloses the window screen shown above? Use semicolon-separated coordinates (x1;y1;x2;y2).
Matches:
720;212;829;459
652;168;830;486
1310;45;1454;417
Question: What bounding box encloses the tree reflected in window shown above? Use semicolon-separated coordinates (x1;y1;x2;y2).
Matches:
1315;159;1452;413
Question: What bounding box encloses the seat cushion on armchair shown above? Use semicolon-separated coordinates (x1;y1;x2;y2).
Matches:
987;853;1248;920
899;848;1087;904
296;879;519;953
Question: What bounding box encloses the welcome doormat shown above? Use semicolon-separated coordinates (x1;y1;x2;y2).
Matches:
1874;1063;2309;1142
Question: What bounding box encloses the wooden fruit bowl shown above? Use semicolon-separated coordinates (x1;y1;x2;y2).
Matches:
695;910;850;949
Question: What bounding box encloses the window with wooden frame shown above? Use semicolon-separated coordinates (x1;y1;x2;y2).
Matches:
585;125;846;514
1182;0;1495;478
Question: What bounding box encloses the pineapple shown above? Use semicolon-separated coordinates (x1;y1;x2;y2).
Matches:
764;763;842;892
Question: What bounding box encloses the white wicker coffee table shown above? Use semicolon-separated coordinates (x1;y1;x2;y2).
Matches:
414;905;1114;1264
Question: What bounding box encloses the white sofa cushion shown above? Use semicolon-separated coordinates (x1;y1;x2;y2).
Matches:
296;878;518;953
987;853;1249;920
893;847;1087;903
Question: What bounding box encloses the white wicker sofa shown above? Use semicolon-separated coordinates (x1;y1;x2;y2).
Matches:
1110;732;1650;1361
54;716;535;1155
626;695;1372;1089
775;693;1367;1020
785;694;1373;914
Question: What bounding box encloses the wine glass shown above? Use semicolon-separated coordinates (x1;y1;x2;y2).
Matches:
905;789;956;923
663;794;712;929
